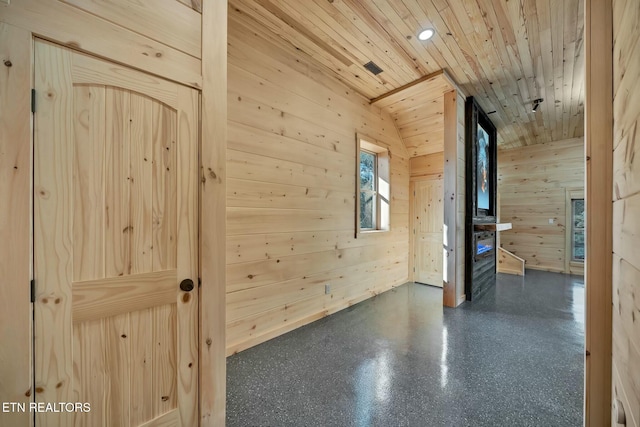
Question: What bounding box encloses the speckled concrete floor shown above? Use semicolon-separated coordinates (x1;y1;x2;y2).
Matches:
226;270;584;427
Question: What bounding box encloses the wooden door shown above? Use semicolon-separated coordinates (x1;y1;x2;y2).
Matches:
33;40;199;426
413;179;444;287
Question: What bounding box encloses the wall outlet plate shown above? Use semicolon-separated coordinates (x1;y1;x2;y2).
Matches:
549;218;554;224
324;284;331;294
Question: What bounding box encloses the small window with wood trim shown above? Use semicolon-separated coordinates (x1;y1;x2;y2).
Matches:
571;199;585;262
356;135;390;235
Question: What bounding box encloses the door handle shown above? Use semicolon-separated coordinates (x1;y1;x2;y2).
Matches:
180;278;195;292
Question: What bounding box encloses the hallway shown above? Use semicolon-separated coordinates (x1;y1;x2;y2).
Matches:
226;270;584;426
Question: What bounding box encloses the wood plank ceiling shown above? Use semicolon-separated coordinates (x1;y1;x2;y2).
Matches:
228;0;584;149
371;70;454;156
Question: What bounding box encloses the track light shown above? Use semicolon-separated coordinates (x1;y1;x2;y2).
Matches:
531;98;543;112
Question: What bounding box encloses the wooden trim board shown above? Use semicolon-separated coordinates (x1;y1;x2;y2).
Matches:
370;70;446;105
474;223;512;232
584;0;613;425
200;1;227;425
443;90;460;307
0;22;33;427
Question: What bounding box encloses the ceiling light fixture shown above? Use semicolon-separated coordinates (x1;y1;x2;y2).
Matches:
531;98;544;112
417;28;434;41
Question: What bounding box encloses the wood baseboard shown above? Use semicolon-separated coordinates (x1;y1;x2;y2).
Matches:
225;278;408;356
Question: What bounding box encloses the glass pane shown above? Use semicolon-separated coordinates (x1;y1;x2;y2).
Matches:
573;199;585;228
360;151;376;191
573;230;585;261
360;191;375;229
572;199;585;261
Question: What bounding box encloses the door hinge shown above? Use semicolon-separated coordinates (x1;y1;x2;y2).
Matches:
30;279;35;303
198;277;202;287
413;267;415;272
31;89;36;113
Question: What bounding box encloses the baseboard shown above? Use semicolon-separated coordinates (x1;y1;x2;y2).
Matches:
524;265;565;274
225;277;408;356
457;294;466;306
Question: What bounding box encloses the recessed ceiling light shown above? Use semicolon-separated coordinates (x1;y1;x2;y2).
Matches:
417;28;434;41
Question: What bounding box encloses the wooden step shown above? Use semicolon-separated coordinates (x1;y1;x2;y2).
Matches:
497;247;525;276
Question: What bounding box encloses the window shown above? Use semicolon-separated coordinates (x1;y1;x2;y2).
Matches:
356;135;390;235
359;149;377;229
571;199;585;261
564;189;584;274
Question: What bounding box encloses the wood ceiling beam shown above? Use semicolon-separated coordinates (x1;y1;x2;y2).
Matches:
370;69;450;105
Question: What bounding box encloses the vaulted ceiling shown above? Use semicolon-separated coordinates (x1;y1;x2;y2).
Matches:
228;0;584;149
371;70;454;157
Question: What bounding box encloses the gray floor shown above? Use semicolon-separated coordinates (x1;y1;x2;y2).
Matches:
226;270;585;427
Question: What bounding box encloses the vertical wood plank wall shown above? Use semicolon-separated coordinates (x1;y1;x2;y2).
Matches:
498;137;585;272
226;10;410;354
612;0;640;425
0;22;33;427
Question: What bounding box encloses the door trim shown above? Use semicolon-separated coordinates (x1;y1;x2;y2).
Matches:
584;0;613;424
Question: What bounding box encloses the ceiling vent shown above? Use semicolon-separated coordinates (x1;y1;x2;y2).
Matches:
364;61;383;75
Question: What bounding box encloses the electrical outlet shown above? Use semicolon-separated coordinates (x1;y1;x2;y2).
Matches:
324;284;331;294
549;218;554;224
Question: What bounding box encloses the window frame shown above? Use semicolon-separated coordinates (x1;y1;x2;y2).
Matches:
571;198;585;262
356;134;390;237
564;188;585;274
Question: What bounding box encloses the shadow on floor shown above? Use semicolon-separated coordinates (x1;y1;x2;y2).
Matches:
226;269;584;427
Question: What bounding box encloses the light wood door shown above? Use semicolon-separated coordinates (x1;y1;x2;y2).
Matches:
33;40;199;427
413;179;444;287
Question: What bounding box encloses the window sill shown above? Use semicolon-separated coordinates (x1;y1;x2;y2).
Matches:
357;229;390;238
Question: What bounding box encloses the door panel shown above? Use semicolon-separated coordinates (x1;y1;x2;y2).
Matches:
34;40;198;427
414;179;444;287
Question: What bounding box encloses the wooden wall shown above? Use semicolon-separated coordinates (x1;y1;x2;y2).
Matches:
407;90;465;306
407;90;466;307
612;0;640;424
1;1;227;425
454;91;467;305
410;152;444;179
226;9;410;354
2;0;203;88
498;137;585;273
